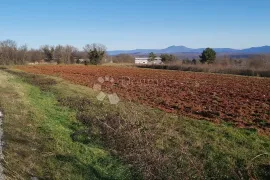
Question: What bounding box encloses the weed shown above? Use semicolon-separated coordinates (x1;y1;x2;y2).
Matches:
57;96;92;111
2;69;57;91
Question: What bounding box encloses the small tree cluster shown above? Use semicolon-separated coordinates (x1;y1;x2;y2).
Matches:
148;52;156;61
0;40;31;65
54;45;77;64
160;54;177;64
0;39;108;65
41;45;55;62
182;58;197;65
83;43;106;65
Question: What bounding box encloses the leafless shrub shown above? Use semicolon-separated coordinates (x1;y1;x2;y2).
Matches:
138;55;270;77
54;45;78;64
112;54;134;63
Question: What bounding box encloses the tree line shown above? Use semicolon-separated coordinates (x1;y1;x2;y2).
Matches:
0;39;218;65
0;39;106;65
148;47;217;64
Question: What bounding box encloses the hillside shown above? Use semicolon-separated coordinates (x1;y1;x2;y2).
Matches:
108;45;270;55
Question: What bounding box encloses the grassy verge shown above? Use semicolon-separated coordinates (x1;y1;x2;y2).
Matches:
1;68;270;179
0;70;132;179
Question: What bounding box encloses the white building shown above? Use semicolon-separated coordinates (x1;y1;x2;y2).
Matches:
135;57;149;64
135;57;163;64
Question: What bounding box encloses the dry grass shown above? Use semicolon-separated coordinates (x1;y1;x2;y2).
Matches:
0;69;133;179
0;71;43;179
137;63;270;77
102;62;135;67
2;68;270;179
53;76;270;179
3;69;57;91
137;56;270;77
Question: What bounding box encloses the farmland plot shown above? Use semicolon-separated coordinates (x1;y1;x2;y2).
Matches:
17;65;270;135
2;67;270;179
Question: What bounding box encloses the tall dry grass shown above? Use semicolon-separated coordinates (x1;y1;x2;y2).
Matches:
137;55;270;77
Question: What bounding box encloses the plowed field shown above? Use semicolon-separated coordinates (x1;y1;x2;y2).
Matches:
17;65;270;134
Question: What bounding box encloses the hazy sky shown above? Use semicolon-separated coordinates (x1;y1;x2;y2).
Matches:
0;0;269;50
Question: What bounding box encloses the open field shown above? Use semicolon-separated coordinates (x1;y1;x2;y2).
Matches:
2;0;270;179
0;66;270;179
17;65;270;136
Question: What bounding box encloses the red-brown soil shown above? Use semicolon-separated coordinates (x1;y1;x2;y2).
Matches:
17;65;270;134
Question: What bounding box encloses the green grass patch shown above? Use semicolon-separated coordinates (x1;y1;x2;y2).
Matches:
0;70;133;179
51;75;270;179
1;68;270;179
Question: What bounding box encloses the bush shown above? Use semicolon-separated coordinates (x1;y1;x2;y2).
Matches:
200;48;216;64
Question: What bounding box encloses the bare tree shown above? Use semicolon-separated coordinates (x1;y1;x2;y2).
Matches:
27;49;43;63
54;45;64;64
0;39;17;65
16;44;28;64
112;54;134;63
63;45;77;64
41;45;54;62
54;45;77;64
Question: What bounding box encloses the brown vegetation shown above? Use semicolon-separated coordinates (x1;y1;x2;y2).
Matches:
138;55;270;77
112;54;134;63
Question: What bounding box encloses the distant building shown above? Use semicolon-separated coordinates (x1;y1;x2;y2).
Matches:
150;57;162;65
135;57;149;64
135;57;163;64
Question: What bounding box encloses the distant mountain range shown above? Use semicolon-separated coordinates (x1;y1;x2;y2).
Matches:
108;45;270;55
